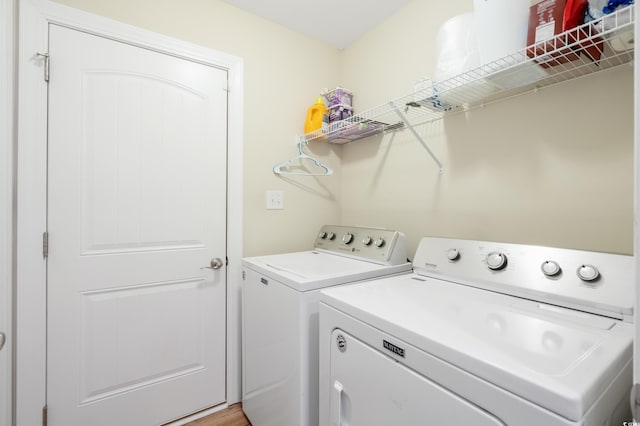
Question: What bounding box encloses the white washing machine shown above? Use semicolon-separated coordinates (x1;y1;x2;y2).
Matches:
319;237;634;426
242;225;412;426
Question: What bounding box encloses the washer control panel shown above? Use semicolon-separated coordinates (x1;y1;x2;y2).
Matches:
314;225;407;265
413;237;634;320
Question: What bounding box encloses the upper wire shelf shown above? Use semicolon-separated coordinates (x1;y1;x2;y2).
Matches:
302;5;635;145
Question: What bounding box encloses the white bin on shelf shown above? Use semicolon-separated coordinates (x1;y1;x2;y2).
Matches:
435;13;480;82
473;0;530;65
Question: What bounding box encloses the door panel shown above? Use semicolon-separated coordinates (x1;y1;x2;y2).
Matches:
79;278;207;403
81;72;210;254
47;24;228;426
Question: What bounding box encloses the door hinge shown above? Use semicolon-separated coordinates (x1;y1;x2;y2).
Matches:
36;52;49;82
42;405;48;426
43;232;49;258
242;270;245;280
632;383;640;421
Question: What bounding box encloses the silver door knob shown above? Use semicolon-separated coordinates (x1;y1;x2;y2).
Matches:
0;332;5;351
201;257;224;270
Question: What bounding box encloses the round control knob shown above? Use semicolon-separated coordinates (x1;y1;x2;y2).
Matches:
486;252;507;270
362;236;372;246
541;261;561;277
342;233;354;244
374;237;385;248
327;232;336;241
577;264;600;282
447;248;460;261
318;231;327;239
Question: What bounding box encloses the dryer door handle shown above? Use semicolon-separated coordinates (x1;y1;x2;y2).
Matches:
331;380;344;426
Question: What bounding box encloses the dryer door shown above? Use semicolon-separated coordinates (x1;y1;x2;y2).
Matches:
329;329;505;426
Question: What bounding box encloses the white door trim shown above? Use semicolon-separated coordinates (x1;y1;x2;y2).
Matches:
16;1;244;424
633;0;639;410
0;1;16;426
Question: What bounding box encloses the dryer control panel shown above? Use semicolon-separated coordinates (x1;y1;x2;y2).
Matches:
314;225;408;266
413;237;634;321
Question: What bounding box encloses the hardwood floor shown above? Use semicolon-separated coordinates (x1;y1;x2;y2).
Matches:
186;404;251;426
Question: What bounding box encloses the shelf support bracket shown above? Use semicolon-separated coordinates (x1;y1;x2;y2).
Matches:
389;101;444;173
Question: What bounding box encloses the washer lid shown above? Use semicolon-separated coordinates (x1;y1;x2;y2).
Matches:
242;251;411;292
320;275;633;421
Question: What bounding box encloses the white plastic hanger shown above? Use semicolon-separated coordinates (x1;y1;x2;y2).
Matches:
272;137;333;176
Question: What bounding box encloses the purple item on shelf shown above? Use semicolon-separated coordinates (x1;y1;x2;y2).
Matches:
327;121;381;144
322;87;353;109
328;104;353;122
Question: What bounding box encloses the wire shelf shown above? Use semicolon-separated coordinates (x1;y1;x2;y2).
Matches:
303;5;635;145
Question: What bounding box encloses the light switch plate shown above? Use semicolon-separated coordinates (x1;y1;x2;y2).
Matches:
266;190;284;210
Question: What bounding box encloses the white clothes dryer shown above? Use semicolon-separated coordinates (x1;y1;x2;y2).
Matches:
242;225;412;426
319;237;634;426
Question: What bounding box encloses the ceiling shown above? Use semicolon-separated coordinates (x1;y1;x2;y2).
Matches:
221;0;413;49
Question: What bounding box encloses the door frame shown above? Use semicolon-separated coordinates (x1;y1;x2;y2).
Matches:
634;0;640;416
0;1;16;426
16;1;244;424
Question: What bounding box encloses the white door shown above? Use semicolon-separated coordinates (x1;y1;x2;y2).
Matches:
46;24;228;426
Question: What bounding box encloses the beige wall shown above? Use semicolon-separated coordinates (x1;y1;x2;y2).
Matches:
51;0;634;259
339;0;634;257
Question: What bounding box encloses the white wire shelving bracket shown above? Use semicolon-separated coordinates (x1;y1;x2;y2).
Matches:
301;5;635;173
